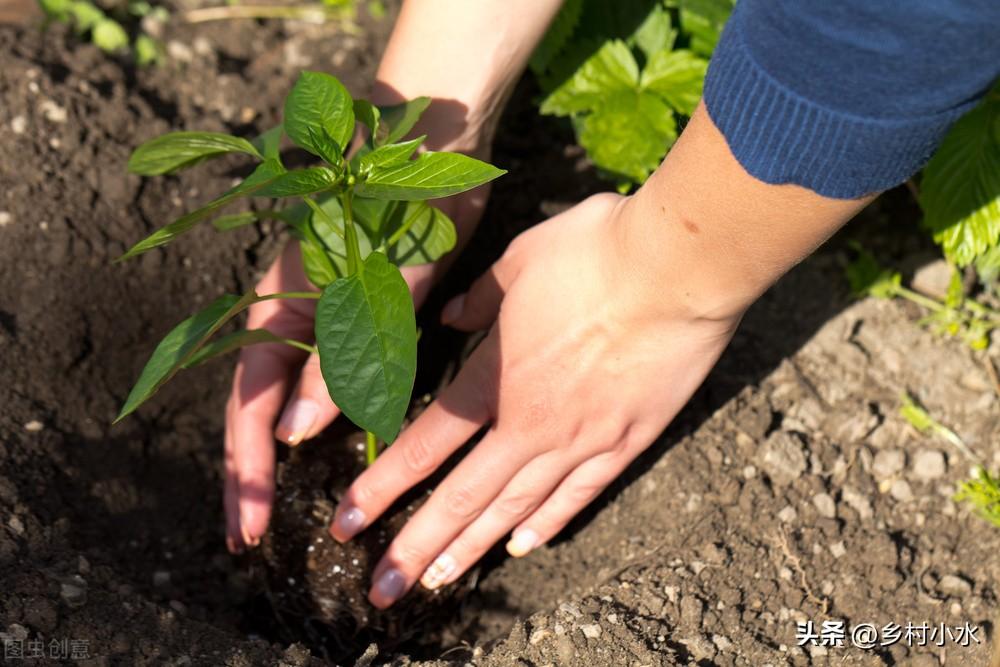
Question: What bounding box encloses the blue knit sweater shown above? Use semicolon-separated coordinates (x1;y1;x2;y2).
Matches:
703;0;1000;199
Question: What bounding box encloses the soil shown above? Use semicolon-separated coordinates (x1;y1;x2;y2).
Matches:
1;4;999;667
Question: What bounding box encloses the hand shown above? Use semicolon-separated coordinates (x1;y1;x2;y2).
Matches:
327;193;745;608
223;189;485;553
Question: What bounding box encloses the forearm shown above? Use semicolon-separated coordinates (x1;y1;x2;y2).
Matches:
369;0;563;155
615;101;875;322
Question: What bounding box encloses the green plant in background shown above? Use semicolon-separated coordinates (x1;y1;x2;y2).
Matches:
955;467;1000;529
845;245;1000;350
37;0;167;65
918;88;1000;273
898;393;1000;530
531;0;733;191
115;71;505;459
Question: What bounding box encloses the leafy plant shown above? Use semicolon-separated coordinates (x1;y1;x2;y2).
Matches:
531;0;732;190
919;89;1000;270
845;245;1000;350
955;467;1000;529
37;0;167;65
115;71;505;456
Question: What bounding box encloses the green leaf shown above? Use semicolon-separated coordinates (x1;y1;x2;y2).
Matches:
379;97;431;145
284;71;355;159
353;99;383;141
578;89;676;183
128;132;263;176
38;0;71;19
69;1;103;31
119;159;286;260
315;251;417;442
252;125;284;160
183;329;289;368
92;18;129;52
211;212;258;231
116;291;259;420
358;136;425;173
134;34;164;67
356;152;505;201
301;238;339;288
844;246;902;299
385;201;457;265
256;167;339;197
540;40;640;116
921;99;1000;267
529;0;583;74
679;0;734;57
631;4;676;60
641;49;708;115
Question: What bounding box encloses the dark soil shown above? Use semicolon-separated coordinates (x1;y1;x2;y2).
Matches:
1;4;999;667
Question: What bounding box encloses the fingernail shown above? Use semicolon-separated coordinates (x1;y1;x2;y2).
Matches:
505;528;538;557
374;568;406;605
441;294;465;325
333;506;366;541
276;398;319;446
240;522;260;549
420;553;457;590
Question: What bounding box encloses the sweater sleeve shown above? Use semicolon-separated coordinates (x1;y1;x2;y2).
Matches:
702;0;1000;199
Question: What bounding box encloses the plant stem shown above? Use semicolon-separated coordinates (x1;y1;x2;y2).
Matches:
385;203;425;248
340;189;363;275
181;3;350;24
302;197;345;240
280;339;319;356
365;431;378;465
894;285;946;313
258;291;321;301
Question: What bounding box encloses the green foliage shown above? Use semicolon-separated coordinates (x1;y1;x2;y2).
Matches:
845;246;999;350
920;95;1000;268
36;0;168;64
117;71;505;447
533;0;728;189
955;467;1000;529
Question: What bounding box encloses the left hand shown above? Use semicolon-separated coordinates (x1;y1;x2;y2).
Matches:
327;193;744;608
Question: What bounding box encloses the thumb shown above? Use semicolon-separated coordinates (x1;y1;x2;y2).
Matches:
274;353;341;446
441;254;518;331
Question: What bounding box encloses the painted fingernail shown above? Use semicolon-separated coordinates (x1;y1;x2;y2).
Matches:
276;399;319;446
506;528;538;557
333;506;366;541
441;294;465;325
420;553;457;590
374;568;406;605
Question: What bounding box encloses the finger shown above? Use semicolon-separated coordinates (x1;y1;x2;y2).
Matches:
367;426;540;609
419;452;579;590
329;336;498;543
441;247;521;331
506;449;635;558
229;344;298;547
274;353;341;446
224;397;243;554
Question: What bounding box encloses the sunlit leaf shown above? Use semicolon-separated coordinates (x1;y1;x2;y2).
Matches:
128;132;262;176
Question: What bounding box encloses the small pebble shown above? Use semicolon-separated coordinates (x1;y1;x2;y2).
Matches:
8;516;25;535
60;579;87;608
777;505;797;523
39;100;67;124
889;479;914;502
0;212;10;228
742;465;757;479
938;574;972;597
580;624;601;639
153;570;171;587
813;493;836;518
10;116;26;134
912;449;947;481
829;541;847;558
24;420;43;432
872;449;905;480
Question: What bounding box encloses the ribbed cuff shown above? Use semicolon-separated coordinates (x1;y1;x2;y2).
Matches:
702;7;974;199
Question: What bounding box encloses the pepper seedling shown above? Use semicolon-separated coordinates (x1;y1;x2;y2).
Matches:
115;71;505;460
